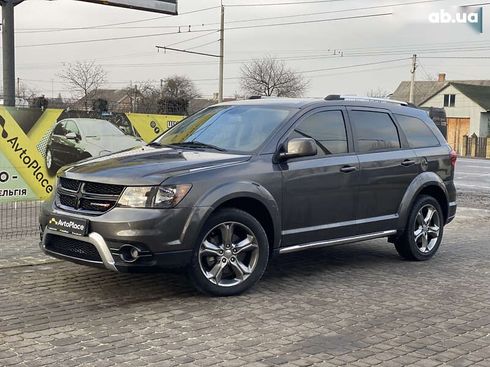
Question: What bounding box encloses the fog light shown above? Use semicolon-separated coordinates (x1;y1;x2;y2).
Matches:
130;248;140;260
119;245;140;263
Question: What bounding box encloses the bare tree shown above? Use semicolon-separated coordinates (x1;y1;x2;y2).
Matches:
240;57;309;97
59;61;107;110
124;81;160;113
367;88;390;98
161;75;200;100
17;81;37;100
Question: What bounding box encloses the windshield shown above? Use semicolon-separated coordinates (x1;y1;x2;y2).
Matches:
155;105;292;153
79;119;126;137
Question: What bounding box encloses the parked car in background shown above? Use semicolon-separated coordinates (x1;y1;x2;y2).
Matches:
0;97;29;108
40;96;457;296
45;118;143;175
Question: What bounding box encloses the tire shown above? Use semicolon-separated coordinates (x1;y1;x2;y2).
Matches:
188;208;269;296
46;148;59;176
395;195;444;261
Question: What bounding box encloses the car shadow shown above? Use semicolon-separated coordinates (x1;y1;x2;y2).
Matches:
52;239;402;303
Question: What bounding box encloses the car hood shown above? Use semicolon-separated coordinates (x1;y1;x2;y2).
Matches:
61;145;251;186
85;135;143;154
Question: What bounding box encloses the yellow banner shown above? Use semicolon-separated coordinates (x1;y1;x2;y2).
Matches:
126;113;184;142
0;108;58;198
0;109;185;201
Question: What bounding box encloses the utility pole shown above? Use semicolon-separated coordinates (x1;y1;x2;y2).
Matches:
409;54;417;104
1;1;23;106
16;76;19;97
218;3;224;102
156;6;225;101
160;78;164;99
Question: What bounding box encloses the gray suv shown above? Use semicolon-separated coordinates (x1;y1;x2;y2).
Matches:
40;96;457;296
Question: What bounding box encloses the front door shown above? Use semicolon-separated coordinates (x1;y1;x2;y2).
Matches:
281;108;359;247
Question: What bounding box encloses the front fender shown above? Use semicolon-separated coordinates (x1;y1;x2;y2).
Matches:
397;172;449;230
180;181;281;250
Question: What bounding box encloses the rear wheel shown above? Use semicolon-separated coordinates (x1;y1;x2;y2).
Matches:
188;208;269;296
395;195;444;261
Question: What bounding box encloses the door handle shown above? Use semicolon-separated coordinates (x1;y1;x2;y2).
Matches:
340;165;357;173
401;159;416;167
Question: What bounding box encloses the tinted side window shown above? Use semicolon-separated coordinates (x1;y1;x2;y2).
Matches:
53;122;65;136
395;114;440;148
350;110;400;153
290;110;348;156
64;121;80;136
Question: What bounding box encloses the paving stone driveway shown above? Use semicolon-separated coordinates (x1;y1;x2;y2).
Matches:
1;209;489;367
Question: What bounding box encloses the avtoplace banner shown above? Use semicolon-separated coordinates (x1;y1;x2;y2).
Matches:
0;108;183;202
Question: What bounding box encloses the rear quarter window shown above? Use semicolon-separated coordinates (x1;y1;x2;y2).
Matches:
394;114;440;148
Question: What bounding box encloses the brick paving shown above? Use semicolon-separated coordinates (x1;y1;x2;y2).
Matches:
1;202;489;366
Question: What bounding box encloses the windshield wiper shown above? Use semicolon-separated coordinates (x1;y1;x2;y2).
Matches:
170;141;226;152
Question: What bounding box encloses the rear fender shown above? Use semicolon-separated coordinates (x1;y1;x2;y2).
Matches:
397;172;449;231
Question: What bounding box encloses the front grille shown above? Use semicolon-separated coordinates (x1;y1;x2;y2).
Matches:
59;194;77;208
60;177;80;191
45;234;102;262
56;178;124;214
84;182;124;195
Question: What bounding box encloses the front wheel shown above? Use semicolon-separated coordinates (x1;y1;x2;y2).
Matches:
188;208;269;296
46;148;59;176
395;195;444;261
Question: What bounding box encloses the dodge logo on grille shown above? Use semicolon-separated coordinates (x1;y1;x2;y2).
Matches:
89;202;111;209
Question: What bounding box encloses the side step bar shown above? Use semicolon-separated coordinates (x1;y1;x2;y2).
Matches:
279;230;397;254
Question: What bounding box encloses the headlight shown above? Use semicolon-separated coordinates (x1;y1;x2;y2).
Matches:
117;184;191;208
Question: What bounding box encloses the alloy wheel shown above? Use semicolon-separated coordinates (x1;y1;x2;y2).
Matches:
46;150;52;169
413;204;440;254
198;221;260;287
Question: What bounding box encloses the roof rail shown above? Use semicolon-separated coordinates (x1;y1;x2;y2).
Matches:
248;95;279;100
324;95;409;106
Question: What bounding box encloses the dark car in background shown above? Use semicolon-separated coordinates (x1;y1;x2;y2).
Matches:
46;118;144;175
40;96;457;296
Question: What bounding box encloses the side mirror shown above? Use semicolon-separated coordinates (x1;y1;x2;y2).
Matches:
65;132;77;140
279;138;317;161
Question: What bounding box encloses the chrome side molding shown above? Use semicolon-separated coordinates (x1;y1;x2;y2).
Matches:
279;230;397;254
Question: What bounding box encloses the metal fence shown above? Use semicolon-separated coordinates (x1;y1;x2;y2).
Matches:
0;201;41;239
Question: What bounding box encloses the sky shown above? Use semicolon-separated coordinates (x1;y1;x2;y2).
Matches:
6;0;490;99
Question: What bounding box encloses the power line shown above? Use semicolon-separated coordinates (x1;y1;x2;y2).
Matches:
300;58;411;74
15;12;392;48
223;12;393;31
16;29;219;48
16;0;448;33
15;6;220;34
165;30;219;48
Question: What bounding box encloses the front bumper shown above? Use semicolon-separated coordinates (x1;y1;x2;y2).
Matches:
40;230;193;272
39;200;204;272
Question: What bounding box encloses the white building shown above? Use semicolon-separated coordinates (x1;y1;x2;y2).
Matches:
391;74;490;154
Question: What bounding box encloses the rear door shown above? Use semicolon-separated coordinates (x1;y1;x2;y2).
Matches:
348;107;420;234
280;107;360;247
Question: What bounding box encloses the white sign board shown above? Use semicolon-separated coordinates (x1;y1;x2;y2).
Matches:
80;0;177;15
